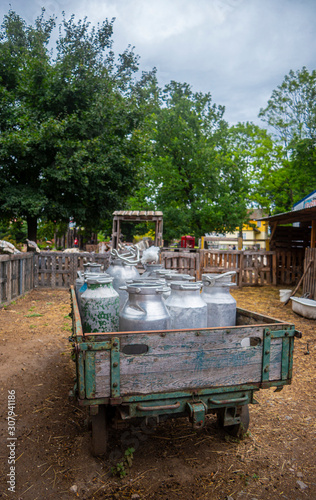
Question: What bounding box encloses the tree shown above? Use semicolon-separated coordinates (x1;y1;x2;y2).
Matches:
129;81;251;240
288;138;316;204
258;67;316;212
0;10;144;240
259;67;316;147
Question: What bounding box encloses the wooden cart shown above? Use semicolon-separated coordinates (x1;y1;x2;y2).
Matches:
69;286;301;456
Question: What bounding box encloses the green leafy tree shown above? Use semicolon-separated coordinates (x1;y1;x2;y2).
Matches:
259;67;316;147
0;10;144;241
130;81;250;240
258;67;316;212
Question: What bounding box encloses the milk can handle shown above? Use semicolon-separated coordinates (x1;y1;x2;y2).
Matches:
214;271;236;280
204;271;236;286
119;285;141;293
178;283;201;290
156;287;169;294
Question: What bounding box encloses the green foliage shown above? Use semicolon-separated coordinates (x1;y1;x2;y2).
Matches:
111;447;135;478
0;218;27;245
130;81;251;239
259;67;316;147
0;9;145;241
258;67;316;213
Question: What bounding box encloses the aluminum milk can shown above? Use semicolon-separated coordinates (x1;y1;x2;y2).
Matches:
126;277;166;286
106;258;140;310
141;263;163;278
163;272;195;299
165;282;207;329
83;262;102;274
164;273;195;283
76;272;102;314
201;272;237;328
81;277;119;333
119;283;171;332
75;275;85;315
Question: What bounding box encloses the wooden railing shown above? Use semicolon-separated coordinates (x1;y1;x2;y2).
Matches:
0;254;34;307
33;252;110;288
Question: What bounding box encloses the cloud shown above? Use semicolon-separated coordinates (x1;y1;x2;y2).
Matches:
1;0;315;125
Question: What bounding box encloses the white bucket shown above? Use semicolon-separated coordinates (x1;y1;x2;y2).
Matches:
279;289;292;303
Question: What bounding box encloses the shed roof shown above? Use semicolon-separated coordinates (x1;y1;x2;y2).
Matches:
256;206;316;224
112;210;163;220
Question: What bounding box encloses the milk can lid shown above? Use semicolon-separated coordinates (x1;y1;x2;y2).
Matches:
156;269;177;276
165;273;194;281
126;278;165;284
83;262;101;268
123;282;167;294
87;276;113;285
170;281;201;290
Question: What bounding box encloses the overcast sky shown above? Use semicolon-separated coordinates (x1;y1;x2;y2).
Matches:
1;0;315;125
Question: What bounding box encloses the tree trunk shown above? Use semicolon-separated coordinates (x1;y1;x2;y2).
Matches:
27;216;38;242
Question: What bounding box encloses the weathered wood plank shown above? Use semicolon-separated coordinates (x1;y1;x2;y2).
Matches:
117;329;282;354
94;343;282;397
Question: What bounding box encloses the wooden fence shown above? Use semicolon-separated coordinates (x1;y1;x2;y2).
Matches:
160;251;200;278
0;254;34;307
200;250;277;286
303;248;316;299
275;249;305;285
0;247;308;307
33;252;111;288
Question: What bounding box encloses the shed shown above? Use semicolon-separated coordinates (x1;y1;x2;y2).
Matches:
111;211;163;249
257;206;316;251
256;205;316;297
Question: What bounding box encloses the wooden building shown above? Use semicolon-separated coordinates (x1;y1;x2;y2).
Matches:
257;203;316;297
111;211;163;249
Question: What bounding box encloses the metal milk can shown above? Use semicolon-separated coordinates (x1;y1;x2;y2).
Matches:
163;272;195;299
119;283;171;332
201;272;237;328
164;282;207;329
106;258;140;310
156;269;179;277
126;277;166;286
75;275;85;315
164;273;195;283
81;277;119;333
141;263;163;278
83;262;102;274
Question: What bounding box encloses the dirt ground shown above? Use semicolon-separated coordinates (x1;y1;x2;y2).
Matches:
0;286;315;500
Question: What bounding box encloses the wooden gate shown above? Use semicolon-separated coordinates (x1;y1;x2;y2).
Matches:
200;250;276;286
160;251;200;279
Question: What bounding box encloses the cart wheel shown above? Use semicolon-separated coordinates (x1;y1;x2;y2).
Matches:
217;404;250;439
91;405;108;456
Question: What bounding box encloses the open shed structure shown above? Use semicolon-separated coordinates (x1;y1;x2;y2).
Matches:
257;205;316;298
111;211;163;249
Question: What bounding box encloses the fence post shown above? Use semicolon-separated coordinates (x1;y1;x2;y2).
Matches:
7;257;12;303
33;254;39;287
272;253;277;285
239;252;244;287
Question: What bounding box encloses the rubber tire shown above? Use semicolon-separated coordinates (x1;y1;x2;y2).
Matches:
217;404;250;438
91;405;108;456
